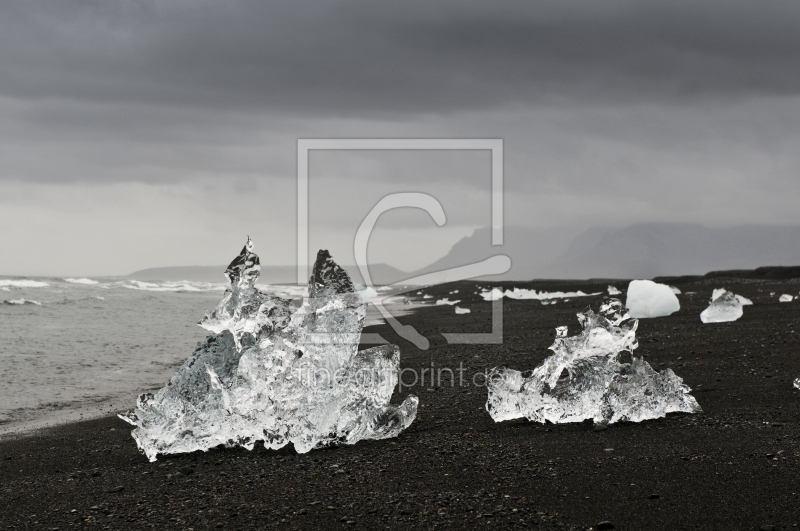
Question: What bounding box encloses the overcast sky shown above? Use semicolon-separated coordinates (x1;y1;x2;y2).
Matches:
1;0;800;276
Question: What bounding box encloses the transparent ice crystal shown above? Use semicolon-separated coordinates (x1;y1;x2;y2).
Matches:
486;299;701;427
700;288;745;323
120;239;418;461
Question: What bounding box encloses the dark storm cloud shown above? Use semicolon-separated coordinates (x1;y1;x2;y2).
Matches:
2;0;800;115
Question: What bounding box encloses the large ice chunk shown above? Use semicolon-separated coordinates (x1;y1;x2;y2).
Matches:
700;288;747;323
779;294;794;302
625;280;680;318
486;299;701;427
120;239;418;461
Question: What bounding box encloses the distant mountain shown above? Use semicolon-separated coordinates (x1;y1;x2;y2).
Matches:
418;223;800;280
127;263;409;286
128;223;800;284
414;226;582;280
541;223;800;279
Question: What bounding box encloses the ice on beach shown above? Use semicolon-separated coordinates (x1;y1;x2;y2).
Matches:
779;294;794;302
120;238;418;461
625;280;680;318
64;278;99;285
670;286;681;295
0;279;49;288
480;288;505;301
485;299;701;427
454;306;471;314
700;289;746;323
794;378;800;390
436;298;461;305
480;288;602;301
607;285;621;295
356;285;379;300
423;294;433;299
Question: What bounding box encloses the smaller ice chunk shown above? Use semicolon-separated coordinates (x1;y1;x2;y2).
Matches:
670;286;681;295
356;285;378;300
480;288;505;301
454;306;471;314
700;289;744;323
486;299;701;427
423;294;433;299
736;295;753;306
64;278;99;285
779;294;794;302
625;280;680;318
794;378;800;390
607;285;621;295
436;298;461;305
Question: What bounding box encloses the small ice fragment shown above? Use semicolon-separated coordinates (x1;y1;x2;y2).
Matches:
794;378;800;390
607;285;621;295
736;295;753;306
670;286;681;295
486;299;701;427
625;280;680;318
436;298;460;305
423;294;433;299
120;239;418;461
700;289;745;323
450;290;459;294
64;278;99;285
480;288;505;301
355;285;378;300
454;306;471;314
779;294;793;302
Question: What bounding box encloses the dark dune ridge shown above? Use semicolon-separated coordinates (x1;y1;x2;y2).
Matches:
2;273;800;530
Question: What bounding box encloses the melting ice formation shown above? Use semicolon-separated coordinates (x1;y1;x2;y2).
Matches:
700;289;752;323
486;299;701;427
779;294;794;303
436;298;460;306
454;306;471;314
121;238;418;461
607;285;621;295
480;288;602;301
625;280;680;318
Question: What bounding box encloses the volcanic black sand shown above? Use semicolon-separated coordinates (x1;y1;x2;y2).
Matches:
2;275;800;530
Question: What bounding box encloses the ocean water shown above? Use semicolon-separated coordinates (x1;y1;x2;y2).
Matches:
0;277;409;436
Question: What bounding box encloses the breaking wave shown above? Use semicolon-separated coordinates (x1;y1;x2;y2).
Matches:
2;299;42;306
0;279;49;288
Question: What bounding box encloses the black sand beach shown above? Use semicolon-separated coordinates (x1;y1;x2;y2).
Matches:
2;275;800;530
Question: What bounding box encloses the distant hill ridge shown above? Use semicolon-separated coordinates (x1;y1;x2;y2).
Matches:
128;223;800;283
